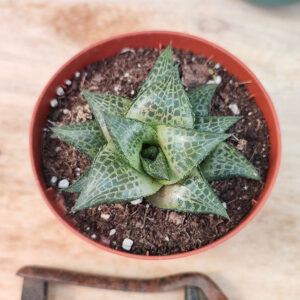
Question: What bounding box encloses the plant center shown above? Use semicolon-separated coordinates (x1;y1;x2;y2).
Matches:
141;144;160;161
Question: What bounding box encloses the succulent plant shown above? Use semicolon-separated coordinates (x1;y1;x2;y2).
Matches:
53;45;260;218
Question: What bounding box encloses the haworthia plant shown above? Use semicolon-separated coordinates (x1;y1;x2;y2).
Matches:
53;45;261;218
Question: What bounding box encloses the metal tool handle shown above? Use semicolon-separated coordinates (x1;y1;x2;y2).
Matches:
17;266;228;300
185;286;208;300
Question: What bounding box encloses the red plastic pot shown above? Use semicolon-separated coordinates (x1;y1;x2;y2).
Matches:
30;31;281;260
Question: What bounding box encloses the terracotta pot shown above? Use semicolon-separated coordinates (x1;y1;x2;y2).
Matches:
30;31;281;260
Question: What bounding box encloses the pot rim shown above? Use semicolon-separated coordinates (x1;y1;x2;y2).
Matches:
30;31;281;260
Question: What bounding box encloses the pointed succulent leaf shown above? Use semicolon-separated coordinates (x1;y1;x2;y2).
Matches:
127;67;194;129
201;142;261;181
64;169;90;193
141;147;170;180
137;45;174;96
52;120;106;159
73;142;162;211
156;125;230;184
82;90;132;140
187;84;217;116
102;112;157;171
82;90;132;116
147;169;229;218
195;116;241;133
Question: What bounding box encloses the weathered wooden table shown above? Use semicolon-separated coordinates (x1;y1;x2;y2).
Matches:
0;0;299;299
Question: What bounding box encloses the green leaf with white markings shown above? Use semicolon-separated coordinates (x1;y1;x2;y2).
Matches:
102;112;157;171
156;125;230;184
201;142;261;181
64;168;90;193
141;146;170;180
147;168;229;218
137;45;174;97
82;90;132;140
194;116;241;133
52;120;106;159
73;142;162;212
187;84;217;116
127;67;194;129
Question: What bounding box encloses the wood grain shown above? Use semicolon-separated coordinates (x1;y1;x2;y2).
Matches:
0;0;299;299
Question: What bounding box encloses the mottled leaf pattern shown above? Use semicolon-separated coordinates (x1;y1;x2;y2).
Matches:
53;45;261;218
73;142;162;211
103;113;157;171
82;90;132;116
187;84;217;116
157;125;230;184
141;148;170;180
201;142;261;181
195;116;241;133
147;169;229;218
82;90;132;140
52;120;105;159
137;45;174;97
127;67;194;129
64;168;90;193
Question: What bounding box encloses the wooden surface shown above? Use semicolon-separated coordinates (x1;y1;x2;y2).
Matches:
0;0;299;299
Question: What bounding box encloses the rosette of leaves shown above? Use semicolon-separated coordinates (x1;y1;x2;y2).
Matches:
53;45;260;218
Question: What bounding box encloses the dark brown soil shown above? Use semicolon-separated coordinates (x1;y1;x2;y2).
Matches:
42;47;270;256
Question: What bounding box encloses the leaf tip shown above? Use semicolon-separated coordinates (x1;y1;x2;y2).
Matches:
251;170;261;181
81;90;94;105
222;210;230;220
71;206;78;213
222;133;232;141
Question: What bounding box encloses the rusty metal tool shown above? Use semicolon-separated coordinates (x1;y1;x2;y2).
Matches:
17;266;228;300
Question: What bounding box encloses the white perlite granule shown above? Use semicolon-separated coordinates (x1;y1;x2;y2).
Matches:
214;63;221;69
101;213;110;220
56;87;64;96
130;198;143;205
214;75;222;85
207;80;215;84
164;236;170;242
50;99;58;108
120;48;135;54
58;179;69;189
65;79;72;86
50;176;57;184
114;85;121;93
229;103;240;115
75;72;80;78
109;229;116;236
122;238;133;251
91;234;96;239
222;202;227;209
